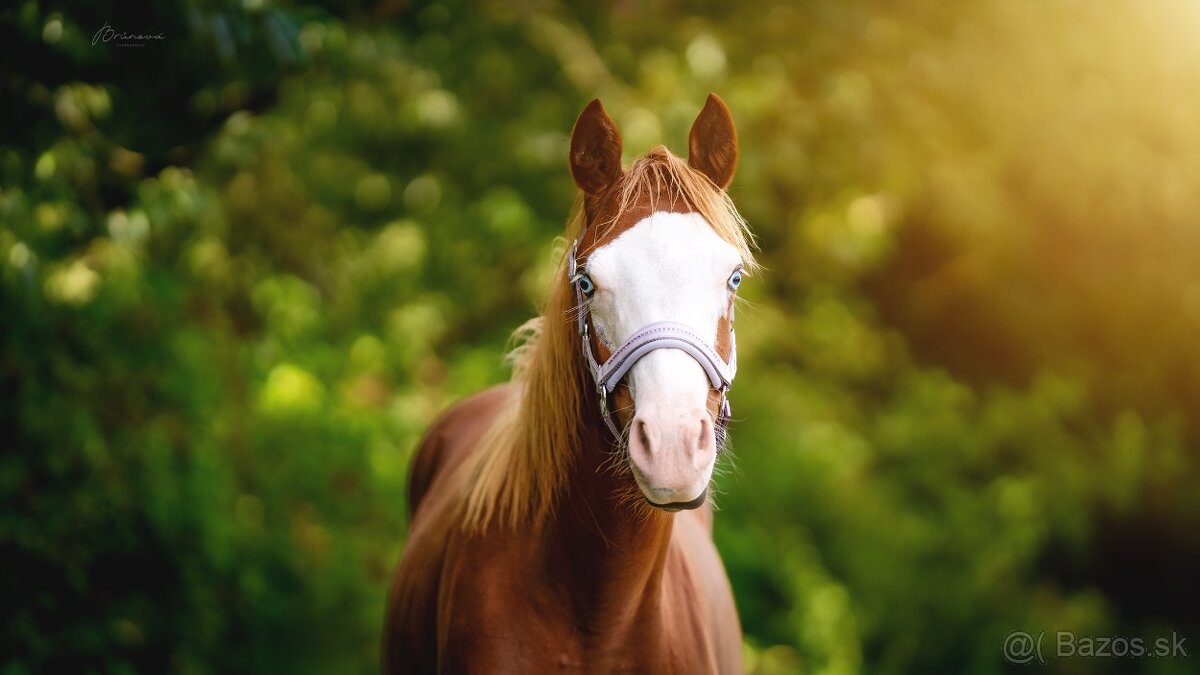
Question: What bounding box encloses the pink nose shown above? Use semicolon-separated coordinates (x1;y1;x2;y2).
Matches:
628;410;716;505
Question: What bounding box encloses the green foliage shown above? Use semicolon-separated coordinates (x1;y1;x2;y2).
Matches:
3;1;1198;673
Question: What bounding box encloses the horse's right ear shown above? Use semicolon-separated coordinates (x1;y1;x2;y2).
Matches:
569;99;623;195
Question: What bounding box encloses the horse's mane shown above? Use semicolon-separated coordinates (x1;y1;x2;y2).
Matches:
459;146;757;532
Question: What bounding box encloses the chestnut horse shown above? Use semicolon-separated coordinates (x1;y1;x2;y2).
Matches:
384;95;756;674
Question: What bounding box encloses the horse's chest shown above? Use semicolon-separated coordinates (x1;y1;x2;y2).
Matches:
440;562;724;673
520;574;722;672
515;600;719;674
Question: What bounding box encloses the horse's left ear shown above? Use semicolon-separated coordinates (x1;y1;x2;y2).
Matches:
688;94;738;190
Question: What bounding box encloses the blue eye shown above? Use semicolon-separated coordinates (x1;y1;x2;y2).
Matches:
578;273;596;297
728;269;743;291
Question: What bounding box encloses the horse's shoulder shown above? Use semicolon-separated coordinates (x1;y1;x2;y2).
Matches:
385;385;517;674
407;383;514;517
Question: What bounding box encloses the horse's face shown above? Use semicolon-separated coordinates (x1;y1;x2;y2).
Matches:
569;96;743;509
586;211;741;506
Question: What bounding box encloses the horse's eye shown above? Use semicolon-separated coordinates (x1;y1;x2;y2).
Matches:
727;269;743;291
578;273;596;297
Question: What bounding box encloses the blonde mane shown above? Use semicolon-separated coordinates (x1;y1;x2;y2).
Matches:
459;146;757;532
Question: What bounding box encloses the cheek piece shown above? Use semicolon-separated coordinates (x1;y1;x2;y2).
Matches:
567;237;737;449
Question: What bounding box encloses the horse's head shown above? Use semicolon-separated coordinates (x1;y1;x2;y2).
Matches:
567;95;752;511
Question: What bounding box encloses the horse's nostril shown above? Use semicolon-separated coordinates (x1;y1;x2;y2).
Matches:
637;420;652;451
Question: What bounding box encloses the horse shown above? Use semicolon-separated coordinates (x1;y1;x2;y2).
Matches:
383;94;757;674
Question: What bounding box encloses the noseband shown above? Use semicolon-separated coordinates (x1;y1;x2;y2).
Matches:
567;229;737;448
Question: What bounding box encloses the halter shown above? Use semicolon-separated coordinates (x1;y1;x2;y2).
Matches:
567;228;737;448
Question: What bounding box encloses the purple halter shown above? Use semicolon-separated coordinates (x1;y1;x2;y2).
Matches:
567;233;737;448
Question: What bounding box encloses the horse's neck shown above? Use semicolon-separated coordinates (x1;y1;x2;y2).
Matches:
542;412;675;630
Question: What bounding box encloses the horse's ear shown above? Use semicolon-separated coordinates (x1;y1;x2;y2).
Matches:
570;99;623;195
688;94;738;190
